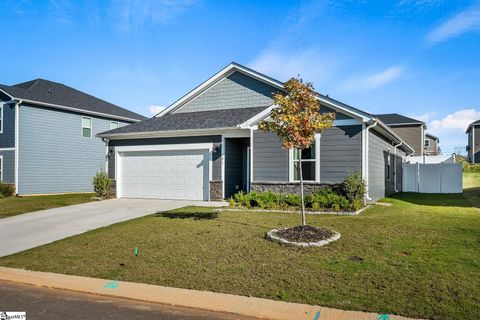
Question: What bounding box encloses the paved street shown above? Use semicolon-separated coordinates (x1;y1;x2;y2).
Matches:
0;198;226;257
0;281;251;320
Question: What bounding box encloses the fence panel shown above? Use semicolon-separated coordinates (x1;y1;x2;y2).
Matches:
402;163;462;193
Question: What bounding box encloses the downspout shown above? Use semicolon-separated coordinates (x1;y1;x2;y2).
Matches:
473;126;476;163
14;99;22;196
103;138;109;173
365;120;378;201
393;141;403;193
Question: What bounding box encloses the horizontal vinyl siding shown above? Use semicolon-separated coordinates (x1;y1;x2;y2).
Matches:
320;125;362;183
0;150;14;183
108;136;222;181
0;102;15;148
18;104;131;195
175;71;277;113
368;130;404;201
390;125;422;156
253;131;289;182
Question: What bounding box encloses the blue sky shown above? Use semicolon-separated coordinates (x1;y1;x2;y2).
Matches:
1;0;480;153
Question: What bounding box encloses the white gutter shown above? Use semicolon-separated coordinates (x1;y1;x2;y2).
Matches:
364;120;378;202
14;99;22;195
393;141;403;193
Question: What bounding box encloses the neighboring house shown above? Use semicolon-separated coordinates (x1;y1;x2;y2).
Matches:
98;62;414;202
0;79;145;195
424;133;440;156
374;113;426;156
466;120;480;163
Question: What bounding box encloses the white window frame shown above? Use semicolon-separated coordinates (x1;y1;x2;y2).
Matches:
82;117;92;138
387;149;391;181
110;121;119;130
0;104;3;134
424;138;430;148
289;134;320;182
0;155;3;182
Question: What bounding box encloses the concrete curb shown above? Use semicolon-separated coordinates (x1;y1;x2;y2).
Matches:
0;267;420;320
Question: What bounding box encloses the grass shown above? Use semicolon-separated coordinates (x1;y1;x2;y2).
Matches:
0;193;95;219
0;177;479;319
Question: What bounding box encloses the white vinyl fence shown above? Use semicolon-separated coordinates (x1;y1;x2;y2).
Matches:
403;163;463;193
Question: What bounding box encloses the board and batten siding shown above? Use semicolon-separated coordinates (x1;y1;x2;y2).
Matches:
252;131;289;182
368;130;404;201
18;104;130;195
0;150;14;183
320;125;362;183
0;101;15;148
175;71;278;113
108;136;222;181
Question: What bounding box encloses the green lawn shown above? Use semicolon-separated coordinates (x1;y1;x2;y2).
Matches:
0;193;95;219
0;181;479;319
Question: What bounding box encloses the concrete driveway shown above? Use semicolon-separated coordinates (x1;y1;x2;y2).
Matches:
0;198;226;257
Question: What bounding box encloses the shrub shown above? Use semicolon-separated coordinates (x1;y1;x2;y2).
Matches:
285;194;301;207
92;172;112;198
228;197;235;207
343;171;366;203
0;183;15;198
310;188;350;211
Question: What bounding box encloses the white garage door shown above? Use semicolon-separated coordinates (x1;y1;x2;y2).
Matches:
119;149;209;200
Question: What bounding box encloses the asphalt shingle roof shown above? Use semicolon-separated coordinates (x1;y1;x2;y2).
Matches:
0;79;146;121
374;113;424;126
99;106;269;136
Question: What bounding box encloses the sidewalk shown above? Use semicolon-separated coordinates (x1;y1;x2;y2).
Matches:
0;267;421;320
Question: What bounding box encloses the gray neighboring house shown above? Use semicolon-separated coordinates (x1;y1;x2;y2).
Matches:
374;113;426;156
466;120;480;163
98;63;414;202
0;79;145;195
424;133;440;156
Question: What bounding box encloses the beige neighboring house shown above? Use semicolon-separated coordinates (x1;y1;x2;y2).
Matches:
375;113;426;156
424;133;440;156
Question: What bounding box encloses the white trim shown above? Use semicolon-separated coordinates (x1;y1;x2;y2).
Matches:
0;147;14;151
421;125;425;156
14;100;20;194
110;121;119;130
246;146;251;191
364;121;378;201
0;155;3;182
250;128;254;183
12;97;141;123
104;139;109;173
156;63;284;117
99;127;240;139
221;135;225;198
81;116;93;138
115;143;213;153
237;105;277;128
361;123;367;182
290;139;320;183
315;133;321;182
288;148;293;182
473;126;476;163
0;104;3;134
115;150;121;198
316;96;370;122
0;88;14;100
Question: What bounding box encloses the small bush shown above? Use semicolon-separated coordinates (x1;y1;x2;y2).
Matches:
92;172;112;198
343;171;366;203
0;183;15;197
228;197;235;207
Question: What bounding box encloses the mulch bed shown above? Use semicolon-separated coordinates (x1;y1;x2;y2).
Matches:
274;225;335;243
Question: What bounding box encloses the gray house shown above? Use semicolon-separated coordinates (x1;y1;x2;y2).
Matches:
98;63;414;202
0;79;145;195
466;120;480;163
424;133;440;156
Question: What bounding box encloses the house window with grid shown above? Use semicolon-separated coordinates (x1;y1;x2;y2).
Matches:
82;117;92;138
293;144;316;182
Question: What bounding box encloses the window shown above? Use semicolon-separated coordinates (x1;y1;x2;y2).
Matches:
424;138;430;148
0;104;3;134
0;155;3;182
386;149;391;181
293;143;317;181
110;121;119;130
82;117;92;138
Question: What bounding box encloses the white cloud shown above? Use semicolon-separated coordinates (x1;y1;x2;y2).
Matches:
248;48;340;86
426;4;480;44
148;105;166;115
339;65;405;91
429;108;480;131
111;0;198;31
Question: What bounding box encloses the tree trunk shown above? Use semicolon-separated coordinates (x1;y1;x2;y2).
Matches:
299;150;306;227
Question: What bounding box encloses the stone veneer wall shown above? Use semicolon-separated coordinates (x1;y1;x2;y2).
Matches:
108;180;117;198
209;181;223;201
251;181;343;195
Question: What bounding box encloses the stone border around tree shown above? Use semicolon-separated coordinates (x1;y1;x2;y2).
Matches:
216;205;371;216
266;228;341;247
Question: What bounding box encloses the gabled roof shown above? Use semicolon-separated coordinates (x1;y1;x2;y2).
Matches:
0;79;146;122
98;106;269;138
425;132;439;141
374;113;425;126
466;120;480;133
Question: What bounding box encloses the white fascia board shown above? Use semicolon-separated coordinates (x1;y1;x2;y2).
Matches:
157;63;285;118
14;98;142;123
372;119;415;154
237;105;277;128
316;96;370;122
0;88;14;100
101;127;248;140
0;147;15;151
115;143;213;153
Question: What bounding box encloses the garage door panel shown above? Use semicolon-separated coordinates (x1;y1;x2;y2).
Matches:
119;149;209;200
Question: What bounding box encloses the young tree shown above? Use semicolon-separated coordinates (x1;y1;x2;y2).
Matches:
258;78;335;226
